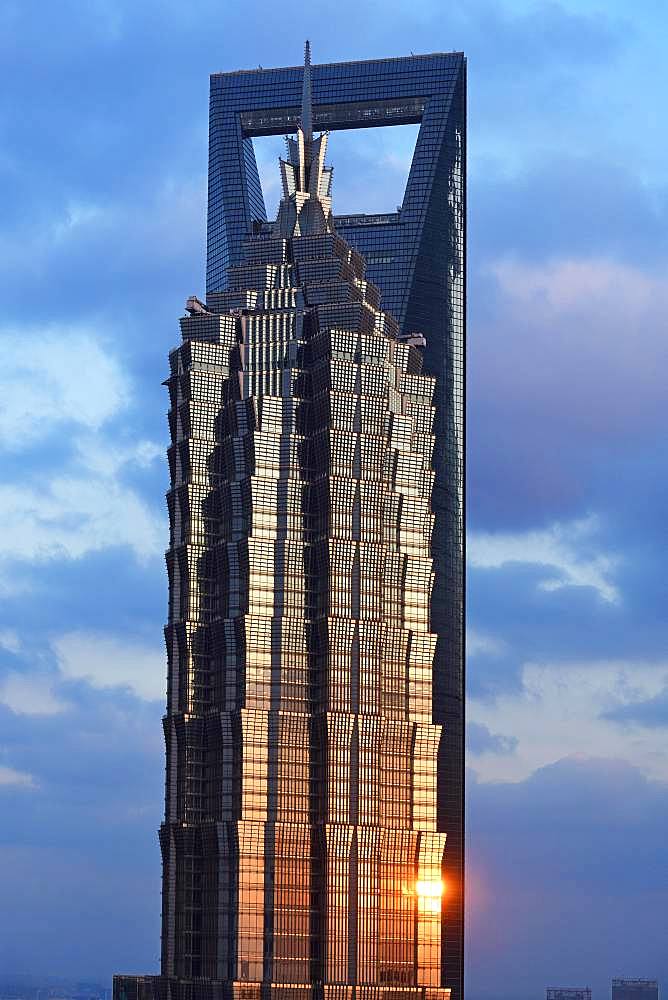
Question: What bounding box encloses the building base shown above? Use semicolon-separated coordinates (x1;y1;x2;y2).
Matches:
113;978;451;1000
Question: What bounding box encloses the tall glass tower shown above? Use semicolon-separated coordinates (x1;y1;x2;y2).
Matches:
114;44;465;1000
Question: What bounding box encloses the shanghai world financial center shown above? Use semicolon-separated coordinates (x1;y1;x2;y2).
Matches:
114;45;465;1000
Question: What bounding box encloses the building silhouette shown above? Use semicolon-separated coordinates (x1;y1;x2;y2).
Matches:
612;981;659;1000
546;990;592;1000
114;43;465;1000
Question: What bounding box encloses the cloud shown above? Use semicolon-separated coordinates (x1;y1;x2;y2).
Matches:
467;628;507;658
0;679;164;833
468;756;668;999
0;629;21;654
467;721;518;757
471;156;668;263
467;519;668;697
52;631;165;702
0;764;36;788
492;256;659;314
469;658;668;783
0;177;206;317
0;320;164;592
0;337;163;593
465;628;520;702
469;255;668;527
0;671;69;716
0;625;166;717
0;326;128;451
0;682;164;975
50;199;109;242
253;124;419;220
603;686;668;729
469;515;619;603
0;467;163;592
71;434;163;478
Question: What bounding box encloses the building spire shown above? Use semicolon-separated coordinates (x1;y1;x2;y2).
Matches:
301;40;313;146
273;42;334;237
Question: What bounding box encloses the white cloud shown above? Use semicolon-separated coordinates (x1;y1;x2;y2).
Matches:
0;470;163;591
491;256;659;315
72;434;162;478
0;671;69;716
468;514;619;603
469;658;668;784
467;628;507;657
0;325;164;590
52;201;109;242
52;631;165;702
0;326;128;451
0;764;36;788
0;629;21;654
0;628;165;713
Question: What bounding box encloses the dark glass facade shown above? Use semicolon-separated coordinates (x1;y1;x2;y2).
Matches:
114;49;465;1000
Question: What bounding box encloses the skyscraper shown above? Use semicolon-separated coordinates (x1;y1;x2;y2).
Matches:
114;44;465;1000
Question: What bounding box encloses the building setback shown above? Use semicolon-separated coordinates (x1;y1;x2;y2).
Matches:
114;43;465;1000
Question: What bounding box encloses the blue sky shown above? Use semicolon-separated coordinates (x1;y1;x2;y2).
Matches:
1;0;667;996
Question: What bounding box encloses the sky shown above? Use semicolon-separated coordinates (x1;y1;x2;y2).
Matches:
0;0;667;996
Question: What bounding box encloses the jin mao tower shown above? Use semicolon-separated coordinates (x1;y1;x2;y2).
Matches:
114;43;465;1000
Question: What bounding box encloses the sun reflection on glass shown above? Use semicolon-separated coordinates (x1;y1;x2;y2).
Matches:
415;879;445;897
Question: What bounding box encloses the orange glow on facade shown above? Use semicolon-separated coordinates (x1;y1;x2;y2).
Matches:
416;879;445;897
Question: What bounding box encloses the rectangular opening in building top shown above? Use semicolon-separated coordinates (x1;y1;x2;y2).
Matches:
252;123;420;221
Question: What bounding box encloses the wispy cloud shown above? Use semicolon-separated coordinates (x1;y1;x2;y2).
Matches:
0;468;163;592
491;255;662;315
0;629;21;654
467;721;518;757
0;671;69;716
0;763;36;788
469;658;668;783
603;686;668;729
0;323;164;592
52;631;165;702
467;628;507;658
0;626;166;713
469;515;619;603
0;326;128;451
